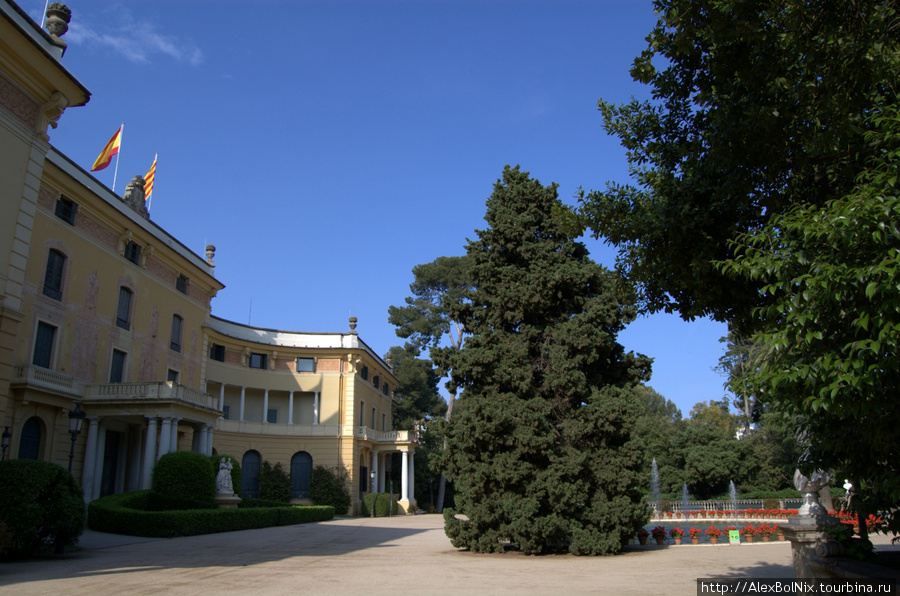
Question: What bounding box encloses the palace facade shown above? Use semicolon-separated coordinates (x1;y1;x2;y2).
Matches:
0;0;415;514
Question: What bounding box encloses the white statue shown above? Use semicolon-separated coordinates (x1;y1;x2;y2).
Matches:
793;469;831;516
216;458;234;495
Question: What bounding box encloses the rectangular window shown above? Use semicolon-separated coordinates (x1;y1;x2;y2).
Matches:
209;343;226;362
371;407;376;429
116;287;133;330
382;413;386;431
360;365;368;380
267;409;278;423
54;196;77;225
170;315;183;352
42;249;65;300
32;321;56;368
109;349;126;383
359;401;365;426
296;357;315;372
222;405;231;420
383;383;389;396
176;274;189;294
124;240;141;265
167;369;179;383
373;375;380;389
249;352;267;369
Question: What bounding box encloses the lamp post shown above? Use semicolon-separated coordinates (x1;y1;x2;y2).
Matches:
370;470;376;518
67;402;85;473
1;426;10;460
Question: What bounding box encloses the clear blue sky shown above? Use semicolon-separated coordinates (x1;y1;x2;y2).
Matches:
25;0;730;418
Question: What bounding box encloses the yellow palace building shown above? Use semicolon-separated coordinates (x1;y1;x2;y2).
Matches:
0;0;416;514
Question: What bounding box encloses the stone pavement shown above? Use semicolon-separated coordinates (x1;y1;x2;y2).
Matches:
0;515;894;595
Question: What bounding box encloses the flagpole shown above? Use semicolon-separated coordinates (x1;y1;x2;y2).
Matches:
112;122;123;193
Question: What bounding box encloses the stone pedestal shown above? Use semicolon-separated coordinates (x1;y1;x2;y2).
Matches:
781;512;840;579
215;494;241;509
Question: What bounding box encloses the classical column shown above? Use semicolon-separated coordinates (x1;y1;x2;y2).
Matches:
401;450;409;501
409;450;415;505
141;417;158;489
92;423;107;501
288;390;294;425
81;417;100;502
158;418;172;459
205;426;214;456
262;389;269;423
239;386;246;421
218;383;225;412
168;418;180;453
191;424;201;452
372;452;379;493
197;424;208;455
313;391;320;425
127;426;142;491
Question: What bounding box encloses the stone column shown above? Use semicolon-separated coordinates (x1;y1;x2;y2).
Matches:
141;417;158;489
288;391;294;424
196;424;208;455
127;426;142;491
206;426;214;456
313;391;320;425
262;389;269;423
169;418;180;453
401;450;409;501
81;417;100;502
218;383;225;412
92;423;107;501
158;418;172;460
239;386;246;421
409;449;415;505
372;451;379;493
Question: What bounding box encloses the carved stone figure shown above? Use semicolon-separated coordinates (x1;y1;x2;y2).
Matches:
793;469;832;516
216;458;234;495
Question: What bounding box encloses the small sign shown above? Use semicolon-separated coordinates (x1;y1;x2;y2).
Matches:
729;530;741;544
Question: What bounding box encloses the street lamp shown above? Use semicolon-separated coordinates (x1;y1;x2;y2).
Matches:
67;402;85;473
1;426;10;460
370;470;376;518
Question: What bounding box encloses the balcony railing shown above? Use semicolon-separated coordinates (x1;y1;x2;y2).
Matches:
354;427;412;443
83;381;219;410
11;365;83;397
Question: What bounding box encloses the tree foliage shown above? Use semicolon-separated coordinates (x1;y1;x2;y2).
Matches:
310;465;351;515
578;0;899;326
259;461;291;503
720;104;900;534
439;166;651;555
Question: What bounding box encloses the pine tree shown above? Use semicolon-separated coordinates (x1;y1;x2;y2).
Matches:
439;166;651;555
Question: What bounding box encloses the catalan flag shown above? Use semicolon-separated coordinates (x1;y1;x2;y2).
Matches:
144;154;157;204
91;125;122;171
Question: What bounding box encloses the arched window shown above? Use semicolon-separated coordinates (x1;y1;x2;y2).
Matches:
290;451;313;499
18;417;42;460
241;450;261;499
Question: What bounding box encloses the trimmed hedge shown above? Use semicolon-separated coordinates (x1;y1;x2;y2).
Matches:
361;492;399;516
152;451;215;506
88;491;334;537
0;459;85;559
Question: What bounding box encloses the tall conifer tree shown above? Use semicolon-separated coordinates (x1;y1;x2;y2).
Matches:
439;166;650;555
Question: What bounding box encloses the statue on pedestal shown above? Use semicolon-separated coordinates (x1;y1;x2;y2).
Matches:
216;458;234;495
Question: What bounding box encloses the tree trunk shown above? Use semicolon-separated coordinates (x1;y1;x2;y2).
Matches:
435;390;457;514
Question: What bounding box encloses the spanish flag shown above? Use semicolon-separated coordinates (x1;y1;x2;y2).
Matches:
91;125;122;171
144;154;157;203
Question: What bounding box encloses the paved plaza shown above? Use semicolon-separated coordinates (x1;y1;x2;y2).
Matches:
0;515;895;595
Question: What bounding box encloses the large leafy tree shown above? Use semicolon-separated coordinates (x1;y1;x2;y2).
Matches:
389;255;472;512
720;105;900;534
440;166;651;555
578;0;899;327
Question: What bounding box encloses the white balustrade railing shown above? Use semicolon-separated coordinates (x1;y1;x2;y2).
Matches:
354;427;412;443
84;381;218;409
11;365;82;396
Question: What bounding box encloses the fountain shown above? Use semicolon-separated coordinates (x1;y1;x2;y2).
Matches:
728;480;737;512
650;459;660;517
681;483;690;510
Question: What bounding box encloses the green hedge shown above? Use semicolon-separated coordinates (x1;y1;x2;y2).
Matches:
0;460;85;559
88;491;334;537
152;451;215;506
360;492;399;516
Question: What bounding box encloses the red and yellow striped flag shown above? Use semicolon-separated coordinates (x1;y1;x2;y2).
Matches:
144;154;157;202
91;125;122;171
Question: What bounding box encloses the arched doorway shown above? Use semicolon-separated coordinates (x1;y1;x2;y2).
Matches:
18;417;42;460
290;451;312;499
241;450;261;499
